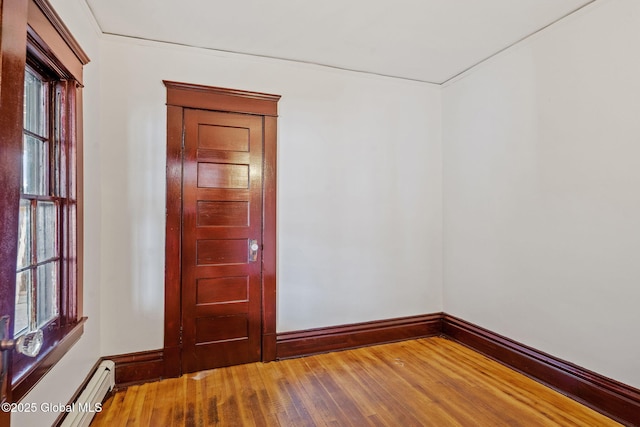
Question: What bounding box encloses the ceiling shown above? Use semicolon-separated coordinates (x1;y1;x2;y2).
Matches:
85;0;595;84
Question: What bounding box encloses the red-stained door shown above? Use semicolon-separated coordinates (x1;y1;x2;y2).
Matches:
181;109;264;373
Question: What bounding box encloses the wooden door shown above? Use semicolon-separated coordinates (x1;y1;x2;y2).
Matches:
181;109;264;372
164;81;279;378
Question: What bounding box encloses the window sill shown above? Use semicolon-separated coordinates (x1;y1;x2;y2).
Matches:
11;317;87;401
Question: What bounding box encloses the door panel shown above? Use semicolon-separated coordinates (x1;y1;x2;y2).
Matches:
181;109;263;373
197;201;249;227
196;277;248;304
196;239;248;265
197;163;249;189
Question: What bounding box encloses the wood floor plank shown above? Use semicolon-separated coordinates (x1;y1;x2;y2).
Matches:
272;359;316;426
98;387;125;426
115;385;138;427
147;378;174;426
91;337;621;427
276;358;335;426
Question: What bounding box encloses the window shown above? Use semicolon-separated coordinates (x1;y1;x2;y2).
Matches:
15;67;62;338
3;0;90;401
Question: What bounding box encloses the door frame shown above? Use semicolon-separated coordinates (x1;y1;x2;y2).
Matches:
162;81;280;378
0;1;29;423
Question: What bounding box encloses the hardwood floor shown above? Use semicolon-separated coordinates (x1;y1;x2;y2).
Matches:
90;337;620;426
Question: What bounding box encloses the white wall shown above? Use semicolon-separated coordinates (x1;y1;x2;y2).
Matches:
15;0;640;423
11;5;443;421
443;0;640;388
13;0;640;422
12;0;103;426
98;36;443;354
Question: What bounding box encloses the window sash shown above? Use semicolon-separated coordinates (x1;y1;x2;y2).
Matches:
15;66;63;338
12;57;80;394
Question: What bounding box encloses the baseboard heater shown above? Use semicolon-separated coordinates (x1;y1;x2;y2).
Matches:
60;360;115;427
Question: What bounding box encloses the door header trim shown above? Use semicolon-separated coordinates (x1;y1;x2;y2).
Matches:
163;80;280;116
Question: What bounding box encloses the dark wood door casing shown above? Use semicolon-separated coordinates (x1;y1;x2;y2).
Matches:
163;81;280;377
0;1;29;423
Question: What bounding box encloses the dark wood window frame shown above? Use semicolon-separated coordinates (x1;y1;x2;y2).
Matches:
2;0;89;402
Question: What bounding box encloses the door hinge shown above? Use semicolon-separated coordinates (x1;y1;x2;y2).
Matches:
179;325;183;346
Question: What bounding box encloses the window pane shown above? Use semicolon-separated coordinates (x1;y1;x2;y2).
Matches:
23;135;48;195
37;262;58;328
14;270;31;336
17;199;32;269
23;69;46;137
36;201;57;261
53;89;63;197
